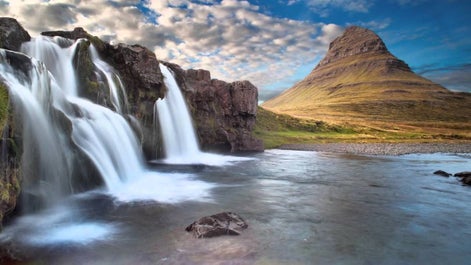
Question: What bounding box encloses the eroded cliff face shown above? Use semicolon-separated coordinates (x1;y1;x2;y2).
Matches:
165;63;263;152
0;18;29;227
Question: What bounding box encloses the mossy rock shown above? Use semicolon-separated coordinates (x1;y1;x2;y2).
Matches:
0;83;9;130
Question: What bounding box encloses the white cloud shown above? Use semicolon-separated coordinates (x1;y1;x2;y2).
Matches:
0;0;344;100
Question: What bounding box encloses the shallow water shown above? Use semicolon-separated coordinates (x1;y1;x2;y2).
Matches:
1;150;470;265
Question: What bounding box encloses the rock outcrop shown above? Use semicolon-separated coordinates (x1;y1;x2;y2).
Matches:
0;17;31;51
185;212;248;238
262;26;471;128
165;63;263;152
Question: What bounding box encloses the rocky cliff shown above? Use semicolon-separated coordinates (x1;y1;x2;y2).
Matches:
263;26;471;126
165;63;263;152
40;27;262;155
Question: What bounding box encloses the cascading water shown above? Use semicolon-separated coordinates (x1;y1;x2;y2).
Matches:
154;64;252;166
19;36;145;196
0;36;212;207
0;35;230;247
155;64;200;163
88;45;128;113
0;50;72;210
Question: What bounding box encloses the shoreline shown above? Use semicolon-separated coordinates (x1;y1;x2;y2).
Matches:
278;143;471;156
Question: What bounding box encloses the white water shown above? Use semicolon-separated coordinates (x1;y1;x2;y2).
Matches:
0;36;252;246
89;45;128;113
21;36;79;96
155;64;252;166
0;37;216;206
156;64;200;162
0;50;72;209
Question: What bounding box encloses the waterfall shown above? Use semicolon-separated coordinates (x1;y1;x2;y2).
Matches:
155;64;201;163
0;36;215;213
0;50;72;210
89;45;128;113
154;64;250;166
0;37;147;210
21;36;80;97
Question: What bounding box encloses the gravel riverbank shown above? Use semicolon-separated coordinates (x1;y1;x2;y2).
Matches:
279;143;471;155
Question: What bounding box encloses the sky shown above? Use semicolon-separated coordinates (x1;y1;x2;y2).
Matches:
1;0;470;101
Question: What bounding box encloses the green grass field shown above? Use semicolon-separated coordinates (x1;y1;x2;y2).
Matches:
255;107;471;149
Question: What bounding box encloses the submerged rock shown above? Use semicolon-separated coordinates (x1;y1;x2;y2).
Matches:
433;170;451;177
186;212;248;238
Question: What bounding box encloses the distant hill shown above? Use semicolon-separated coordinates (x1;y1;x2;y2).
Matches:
262;26;471;133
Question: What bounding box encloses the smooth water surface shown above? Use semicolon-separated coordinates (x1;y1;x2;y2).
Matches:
1;150;470;265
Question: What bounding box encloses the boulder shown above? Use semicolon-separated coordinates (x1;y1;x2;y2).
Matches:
0;17;31;51
185;212;248;238
454;171;471;178
454;171;471;186
433;170;451;177
462;176;471;186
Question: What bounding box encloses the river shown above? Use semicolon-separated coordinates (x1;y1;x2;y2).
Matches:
1;149;470;265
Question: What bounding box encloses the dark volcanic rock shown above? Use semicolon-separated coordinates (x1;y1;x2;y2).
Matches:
0;17;31;51
164;63;263;152
455;171;471;186
454;171;471;178
42;27;89;40
462;176;471;186
433;170;451;177
185;212;248;238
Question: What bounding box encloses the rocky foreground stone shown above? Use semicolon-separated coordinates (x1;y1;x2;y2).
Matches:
186;212;248;238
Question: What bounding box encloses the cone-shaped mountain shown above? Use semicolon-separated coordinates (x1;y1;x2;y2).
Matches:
263;26;470;124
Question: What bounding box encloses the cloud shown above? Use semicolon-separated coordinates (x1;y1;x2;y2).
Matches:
417;64;471;93
0;0;344;100
350;18;392;30
304;0;373;16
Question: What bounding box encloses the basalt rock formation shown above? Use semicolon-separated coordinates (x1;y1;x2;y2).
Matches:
263;26;471;128
164;63;263;152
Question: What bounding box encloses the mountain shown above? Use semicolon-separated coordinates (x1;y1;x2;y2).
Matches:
262;26;470;131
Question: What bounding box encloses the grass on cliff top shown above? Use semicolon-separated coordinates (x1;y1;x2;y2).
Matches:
255;107;471;149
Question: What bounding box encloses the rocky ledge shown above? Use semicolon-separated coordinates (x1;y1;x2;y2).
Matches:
165;63;263;152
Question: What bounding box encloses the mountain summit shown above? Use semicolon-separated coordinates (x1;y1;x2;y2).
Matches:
262;26;470;128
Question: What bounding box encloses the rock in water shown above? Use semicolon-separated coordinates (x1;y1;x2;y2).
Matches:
454;171;471;186
433;170;451;177
454;171;471;178
185;212;248;238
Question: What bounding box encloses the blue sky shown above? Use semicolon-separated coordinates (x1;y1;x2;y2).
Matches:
1;0;470;101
